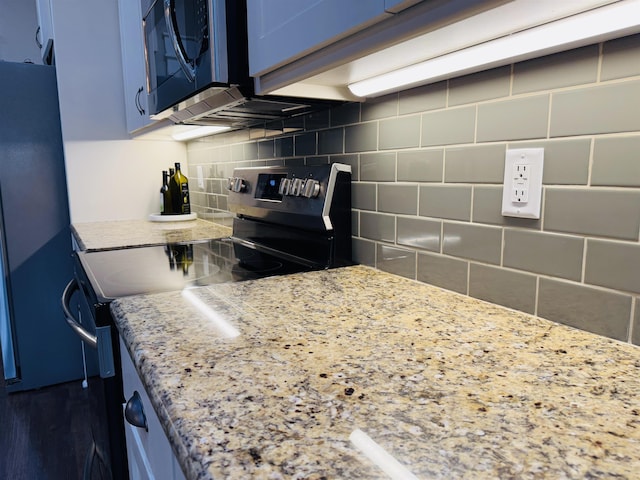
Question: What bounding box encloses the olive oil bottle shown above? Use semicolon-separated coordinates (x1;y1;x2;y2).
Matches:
170;162;190;214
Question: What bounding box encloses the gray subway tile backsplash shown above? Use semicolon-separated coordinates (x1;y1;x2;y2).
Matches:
503;229;584;281
361;94;398;121
512;45;598;94
352;237;375;266
379;115;421;150
274;137;294;158
360;152;396;182
444;144;505;183
544;188;640;240
601;34;640;81
477;95;549;142
352;183;376;210
442;222;502;265
592;136;640;187
331;102;361;126
398;81;447;115
469;263;537;314
550;81;640;137
397;216;441;252
345;122;378;153
422;106;476;146
305;109;330;130
318;128;344;155
448;66;511;106
243;142;258;160
417;252;468;294
378;184;418;215
188;36;640;344
294;132;317;156
257;139;274;159
397;150;443;182
360;211;395;243
419;185;471;221
538;278;631;341
376;244;416;279
585;239;640;294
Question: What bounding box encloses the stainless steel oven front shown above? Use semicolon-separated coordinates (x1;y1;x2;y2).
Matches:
62;258;129;480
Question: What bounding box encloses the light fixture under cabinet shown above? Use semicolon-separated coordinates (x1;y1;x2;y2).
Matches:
170;125;231;141
348;0;640;97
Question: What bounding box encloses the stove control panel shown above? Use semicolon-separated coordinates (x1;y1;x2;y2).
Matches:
228;163;351;232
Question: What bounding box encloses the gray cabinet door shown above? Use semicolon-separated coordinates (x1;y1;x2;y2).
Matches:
119;0;153;133
247;0;391;77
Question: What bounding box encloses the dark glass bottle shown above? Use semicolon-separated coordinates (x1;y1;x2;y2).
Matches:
170;162;190;214
160;170;171;214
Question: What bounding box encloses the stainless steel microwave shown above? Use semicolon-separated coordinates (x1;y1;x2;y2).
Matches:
142;0;247;116
142;0;339;129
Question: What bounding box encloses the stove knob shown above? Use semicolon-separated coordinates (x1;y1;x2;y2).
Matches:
227;177;247;193
302;179;320;198
278;177;291;195
290;178;303;196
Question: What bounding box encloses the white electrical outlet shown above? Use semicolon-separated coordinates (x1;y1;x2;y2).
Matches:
197;165;205;189
501;148;544;219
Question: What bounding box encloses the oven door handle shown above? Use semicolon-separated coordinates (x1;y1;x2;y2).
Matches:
62;279;98;349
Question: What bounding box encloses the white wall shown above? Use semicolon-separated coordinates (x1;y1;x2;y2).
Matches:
65;140;186;222
0;0;42;63
49;0;188;222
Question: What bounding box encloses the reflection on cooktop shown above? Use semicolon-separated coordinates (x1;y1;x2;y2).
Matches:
79;237;314;301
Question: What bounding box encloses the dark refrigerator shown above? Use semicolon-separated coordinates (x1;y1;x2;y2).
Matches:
0;61;95;393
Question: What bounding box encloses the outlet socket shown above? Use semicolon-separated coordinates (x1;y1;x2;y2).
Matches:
502;148;544;219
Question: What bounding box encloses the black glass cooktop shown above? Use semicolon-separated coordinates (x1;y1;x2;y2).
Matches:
77;237;315;303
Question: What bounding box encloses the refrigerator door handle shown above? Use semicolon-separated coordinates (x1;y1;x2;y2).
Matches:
62;279;97;349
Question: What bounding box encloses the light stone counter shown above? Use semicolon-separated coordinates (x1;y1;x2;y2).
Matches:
110;265;640;479
72;219;231;251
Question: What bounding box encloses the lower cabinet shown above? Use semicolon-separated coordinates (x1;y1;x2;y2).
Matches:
120;338;186;480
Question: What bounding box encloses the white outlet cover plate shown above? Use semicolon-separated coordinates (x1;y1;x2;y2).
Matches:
197;165;205;189
501;148;544;219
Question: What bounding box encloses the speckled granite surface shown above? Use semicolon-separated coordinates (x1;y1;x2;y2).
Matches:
111;265;640;479
72;219;231;251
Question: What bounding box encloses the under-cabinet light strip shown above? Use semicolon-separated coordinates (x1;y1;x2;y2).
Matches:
348;0;640;97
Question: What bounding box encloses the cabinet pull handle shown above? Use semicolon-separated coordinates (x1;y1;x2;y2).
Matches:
35;26;43;49
125;391;148;431
135;86;146;115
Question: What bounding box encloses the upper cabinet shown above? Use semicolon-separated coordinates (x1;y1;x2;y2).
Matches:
384;0;425;13
118;0;154;134
35;0;54;64
246;0;494;100
247;0;392;78
247;0;630;101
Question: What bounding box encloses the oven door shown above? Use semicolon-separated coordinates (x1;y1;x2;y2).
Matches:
62;270;129;480
143;0;225;115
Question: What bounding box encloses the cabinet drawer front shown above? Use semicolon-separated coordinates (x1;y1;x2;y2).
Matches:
120;338;185;480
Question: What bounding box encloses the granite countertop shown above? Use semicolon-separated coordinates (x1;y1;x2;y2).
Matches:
72;218;231;251
111;265;640;479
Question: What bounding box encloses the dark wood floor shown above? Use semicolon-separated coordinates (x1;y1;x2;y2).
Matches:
1;357;92;479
